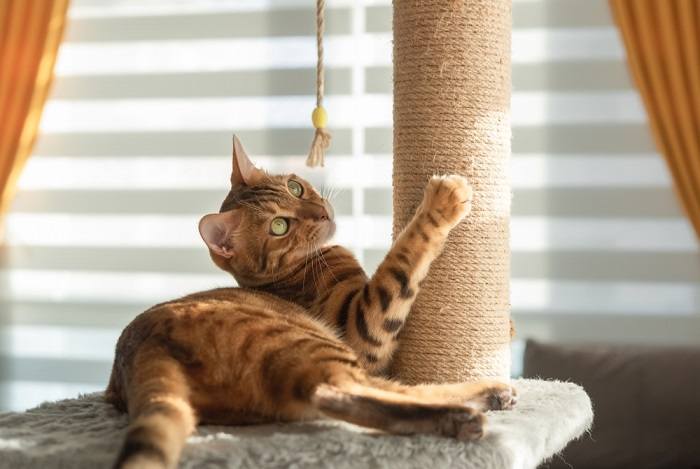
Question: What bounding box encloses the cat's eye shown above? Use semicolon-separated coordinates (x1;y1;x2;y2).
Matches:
270;217;289;236
287;180;304;198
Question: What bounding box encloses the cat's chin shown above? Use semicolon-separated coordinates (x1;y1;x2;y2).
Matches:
324;221;337;241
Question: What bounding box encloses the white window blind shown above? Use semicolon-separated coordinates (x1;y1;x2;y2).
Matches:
0;0;698;411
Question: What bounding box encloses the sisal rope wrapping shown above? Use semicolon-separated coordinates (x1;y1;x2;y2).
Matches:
391;0;512;384
306;0;331;168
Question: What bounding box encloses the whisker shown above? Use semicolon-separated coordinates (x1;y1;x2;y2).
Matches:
311;243;323;292
301;242;311;292
305;241;319;294
329;186;340;201
320;185;336;202
317;244;337;283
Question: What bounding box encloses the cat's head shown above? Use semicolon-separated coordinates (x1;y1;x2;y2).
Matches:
198;136;335;282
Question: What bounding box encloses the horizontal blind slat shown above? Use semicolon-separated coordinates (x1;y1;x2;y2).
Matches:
32;125;659;156
51;61;634;101
366;125;659;154
5;246;698;282
5;214;697;251
54;30;623;76
38;92;649;134
65;8;352;42
366;1;614;32
361;188;682;218
19;155;670;191
2;271;697;315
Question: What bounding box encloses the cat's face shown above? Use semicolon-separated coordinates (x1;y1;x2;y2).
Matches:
199;137;335;282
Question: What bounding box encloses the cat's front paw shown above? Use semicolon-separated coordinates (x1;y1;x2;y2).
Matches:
422;175;473;229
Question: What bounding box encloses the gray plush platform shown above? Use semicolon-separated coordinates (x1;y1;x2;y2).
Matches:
0;379;592;469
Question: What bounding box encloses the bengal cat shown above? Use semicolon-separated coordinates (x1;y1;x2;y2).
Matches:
106;137;517;469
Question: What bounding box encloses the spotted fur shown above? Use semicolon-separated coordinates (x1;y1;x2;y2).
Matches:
107;137;516;469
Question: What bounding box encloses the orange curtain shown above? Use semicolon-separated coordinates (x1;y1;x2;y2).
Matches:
0;0;69;233
610;0;700;238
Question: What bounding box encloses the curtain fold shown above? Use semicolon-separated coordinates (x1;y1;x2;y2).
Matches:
610;0;700;239
0;0;69;234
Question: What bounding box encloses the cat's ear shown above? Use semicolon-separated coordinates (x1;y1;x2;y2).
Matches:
198;211;242;258
231;135;266;188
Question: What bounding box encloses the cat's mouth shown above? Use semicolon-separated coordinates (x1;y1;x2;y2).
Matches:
307;220;335;246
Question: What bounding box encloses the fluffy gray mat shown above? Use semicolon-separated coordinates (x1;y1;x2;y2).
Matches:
0;379;592;469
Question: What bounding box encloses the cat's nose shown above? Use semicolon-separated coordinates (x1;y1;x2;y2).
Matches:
296;203;333;222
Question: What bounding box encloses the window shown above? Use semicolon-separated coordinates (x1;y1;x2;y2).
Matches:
1;0;697;411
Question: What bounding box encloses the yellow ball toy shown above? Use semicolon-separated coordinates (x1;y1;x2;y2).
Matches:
311;106;327;129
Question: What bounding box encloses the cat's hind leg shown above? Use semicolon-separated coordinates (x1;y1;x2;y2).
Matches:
309;373;517;439
367;377;518;412
312;380;486;441
279;358;486;440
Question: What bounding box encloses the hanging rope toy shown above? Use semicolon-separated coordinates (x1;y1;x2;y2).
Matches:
306;0;331;168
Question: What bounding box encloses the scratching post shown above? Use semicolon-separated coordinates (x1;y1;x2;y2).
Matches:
392;1;512;383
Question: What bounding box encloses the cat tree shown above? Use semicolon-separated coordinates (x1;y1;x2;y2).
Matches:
392;0;511;383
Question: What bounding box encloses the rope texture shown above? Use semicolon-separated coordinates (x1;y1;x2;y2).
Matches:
391;0;513;384
315;0;325;108
306;0;331;168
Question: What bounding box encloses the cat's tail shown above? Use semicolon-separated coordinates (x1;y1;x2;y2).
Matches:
310;376;485;441
112;356;196;469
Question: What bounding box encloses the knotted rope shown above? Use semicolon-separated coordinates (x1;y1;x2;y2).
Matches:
306;0;331;167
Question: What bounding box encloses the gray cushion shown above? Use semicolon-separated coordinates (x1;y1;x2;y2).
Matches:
524;340;700;469
0;379;592;469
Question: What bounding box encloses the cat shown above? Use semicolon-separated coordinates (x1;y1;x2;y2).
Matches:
106;136;517;469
